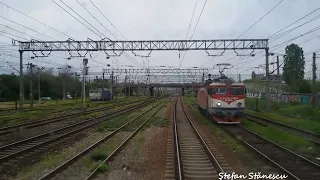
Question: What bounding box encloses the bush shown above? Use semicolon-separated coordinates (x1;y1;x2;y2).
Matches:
91;152;107;161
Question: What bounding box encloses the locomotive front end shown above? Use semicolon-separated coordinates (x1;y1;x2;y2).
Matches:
207;83;245;124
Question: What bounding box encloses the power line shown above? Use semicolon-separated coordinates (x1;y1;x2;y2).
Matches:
268;8;320;39
237;0;285;39
75;0;118;40
89;0;127;40
231;23;320;69
0;1;72;39
224;0;285;63
54;0;144;68
269;14;320;42
180;0;208;66
179;0;199;67
75;0;145;69
0;15;58;40
52;0;105;39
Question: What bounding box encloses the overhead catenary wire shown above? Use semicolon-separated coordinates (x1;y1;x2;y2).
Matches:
180;0;207;66
73;0;144;68
89;0;127;40
233;23;320;72
179;0;199;67
0;1;72;39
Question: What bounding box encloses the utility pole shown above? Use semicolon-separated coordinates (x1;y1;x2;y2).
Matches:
111;71;114;100
102;72;105;101
128;75;131;97
83;58;88;110
62;78;65;100
276;56;280;102
265;48;270;112
238;74;241;83
312;52;317;108
37;67;44;104
29;63;35;108
19;51;24;111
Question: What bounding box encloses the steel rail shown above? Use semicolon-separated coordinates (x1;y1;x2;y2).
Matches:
0;99;155;164
38;98;168;180
180;97;224;173
219;124;320;179
84;98;171;180
173;97;183;180
245;113;320;145
0;98;148;135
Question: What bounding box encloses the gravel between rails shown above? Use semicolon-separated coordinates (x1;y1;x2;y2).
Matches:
0;100;144;146
174;97;223;179
221;125;320;179
83;98;171;180
0;98;146;135
0;100;154;179
36;100;165;180
50;132;132;180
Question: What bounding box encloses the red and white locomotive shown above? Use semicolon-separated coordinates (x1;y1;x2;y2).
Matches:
197;81;245;124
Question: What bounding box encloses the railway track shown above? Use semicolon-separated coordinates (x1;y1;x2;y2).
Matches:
168;97;231;179
0;98;158;180
245;113;320;145
220;124;320;179
0;98;144;126
37;97;170;180
0;101;83;116
0;98;149;135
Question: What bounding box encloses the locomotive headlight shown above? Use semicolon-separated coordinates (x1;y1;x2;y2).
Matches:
237;102;242;107
217;102;221;106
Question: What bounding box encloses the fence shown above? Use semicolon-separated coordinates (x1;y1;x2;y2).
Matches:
246;91;317;105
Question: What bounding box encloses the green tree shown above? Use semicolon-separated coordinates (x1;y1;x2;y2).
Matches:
251;71;256;79
297;80;311;93
282;43;305;92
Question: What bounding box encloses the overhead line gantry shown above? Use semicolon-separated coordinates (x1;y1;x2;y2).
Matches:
13;38;269;110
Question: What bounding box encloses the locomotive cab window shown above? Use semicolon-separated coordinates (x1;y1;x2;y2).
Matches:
210;87;227;94
230;87;244;95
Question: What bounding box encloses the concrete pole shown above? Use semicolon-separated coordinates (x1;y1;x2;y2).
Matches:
276;56;280;102
62;78;65;100
312;52;317;108
102;72;105;101
111;71;114;100
38;70;41;104
265;48;270;112
19;51;24;110
29;63;33;108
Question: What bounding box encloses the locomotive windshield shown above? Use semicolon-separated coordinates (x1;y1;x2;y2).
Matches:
209;87;227;95
230;87;244;95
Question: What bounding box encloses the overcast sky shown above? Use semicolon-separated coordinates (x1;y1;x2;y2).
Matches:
0;0;320;80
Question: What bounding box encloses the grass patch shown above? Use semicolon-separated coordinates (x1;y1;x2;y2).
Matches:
15;132;107;180
246;110;320;134
91;151;107;161
133;132;145;156
242;119;319;160
98;102;157;132
150;117;168;127
86;133;127;174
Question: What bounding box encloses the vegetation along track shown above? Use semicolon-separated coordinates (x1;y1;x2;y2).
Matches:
0;101;85;116
245;113;320;145
170;97;231;180
0;98;149;135
220;124;320;179
0;98;159;180
38;97;171;180
0;98;147;125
